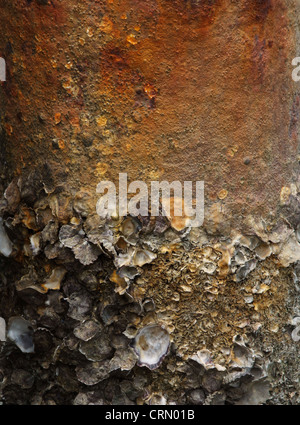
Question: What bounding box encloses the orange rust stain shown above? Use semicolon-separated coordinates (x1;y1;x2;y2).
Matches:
58;139;65;150
54;113;62;125
0;0;297;230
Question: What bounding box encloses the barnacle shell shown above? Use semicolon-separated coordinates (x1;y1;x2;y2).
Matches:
142;298;156;313
255;243;272;260
72;239;101;265
291;328;300;342
30;233;41;256
190;349;216;370
278;234;300;267
42;267;67;291
133;248;157;267
74;320;101;342
233;250;246;266
235;379;270;405
230;336;254;369
59;224;101;265
188;389;205;405
147;393;167;405
7;317;35;353
110;270;129;295
19;206;38;231
0;218;12;257
115;248;135;268
161;196;193;232
0;317;6;341
120;217;141;244
109;348;138;371
291;317;300;342
118;266;139;280
41;220;59;244
85;221;116;255
204;391;226;405
59;224;83;248
16;268;46;294
100;304;119;326
49;192;73;224
132;324;170;370
236;259;257;282
67;291;93;321
79;333;113;361
74;190;96;217
76;361;110;386
4;179;20;213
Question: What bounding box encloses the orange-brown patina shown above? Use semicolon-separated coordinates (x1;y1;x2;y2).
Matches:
0;0;298;231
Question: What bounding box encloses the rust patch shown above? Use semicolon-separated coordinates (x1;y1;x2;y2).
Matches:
0;0;297;232
164;0;223;26
251;0;273;21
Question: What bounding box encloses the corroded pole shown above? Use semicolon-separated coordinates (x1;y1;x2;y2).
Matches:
0;0;300;405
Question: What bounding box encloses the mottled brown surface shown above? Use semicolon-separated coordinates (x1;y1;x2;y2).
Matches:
1;0;299;231
1;1;300;406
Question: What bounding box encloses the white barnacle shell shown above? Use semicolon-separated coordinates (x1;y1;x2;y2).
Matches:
132;324;170;370
7;317;35;353
30;233;41;256
0;218;12;257
59;224;82;248
0;317;6;341
190;349;215;370
120;216;141;245
291;317;300;342
42;267;67;291
230;335;254;368
133;248;156;267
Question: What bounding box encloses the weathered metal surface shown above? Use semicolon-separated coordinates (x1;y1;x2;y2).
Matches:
0;0;300;406
1;0;299;230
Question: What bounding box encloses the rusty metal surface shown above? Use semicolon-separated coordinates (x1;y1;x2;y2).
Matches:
1;0;299;232
1;1;300;406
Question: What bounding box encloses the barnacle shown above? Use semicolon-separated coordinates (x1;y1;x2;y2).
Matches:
118;266;139;280
72;239;101;265
230;336;255;369
121;217;141;238
30;233;41;256
79;333;113;362
74;320;101;342
190;349;215;370
291;317;300;342
161;197;193;232
110;270;129;295
59;224;83;248
59;224;101;265
0;317;6;342
133;248;157;267
42;267;67;291
7;317;35;354
109;348;138;371
16;268;46;294
132;324;170;370
0;218;12;257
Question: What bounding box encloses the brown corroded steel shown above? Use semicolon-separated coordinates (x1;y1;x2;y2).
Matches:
1;1;300;406
0;0;299;229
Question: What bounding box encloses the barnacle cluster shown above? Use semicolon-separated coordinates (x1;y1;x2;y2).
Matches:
0;174;299;405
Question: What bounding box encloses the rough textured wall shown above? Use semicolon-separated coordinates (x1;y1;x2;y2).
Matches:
1;0;299;229
0;0;299;405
